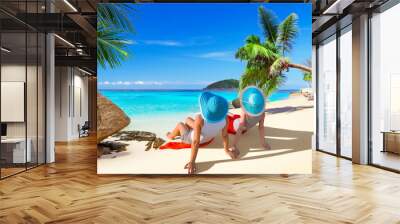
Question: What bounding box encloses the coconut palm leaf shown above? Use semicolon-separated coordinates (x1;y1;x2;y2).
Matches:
98;3;135;32
235;36;278;62
235;35;261;60
264;73;286;97
246;34;261;44
97;23;132;69
97;4;135;69
258;6;278;44
278;13;298;56
302;59;312;86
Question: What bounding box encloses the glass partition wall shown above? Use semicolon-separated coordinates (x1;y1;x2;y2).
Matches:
370;3;400;171
315;0;400;171
0;2;46;179
317;35;337;155
316;25;353;159
339;26;352;159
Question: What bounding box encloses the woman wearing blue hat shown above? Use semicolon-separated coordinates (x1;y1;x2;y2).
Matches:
228;86;271;157
166;92;236;174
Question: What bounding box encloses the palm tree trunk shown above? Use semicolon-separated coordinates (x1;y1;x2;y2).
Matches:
288;63;311;73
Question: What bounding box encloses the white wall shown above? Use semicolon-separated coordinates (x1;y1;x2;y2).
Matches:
55;66;69;141
54;67;89;141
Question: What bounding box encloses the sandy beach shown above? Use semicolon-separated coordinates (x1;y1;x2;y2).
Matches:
97;95;313;174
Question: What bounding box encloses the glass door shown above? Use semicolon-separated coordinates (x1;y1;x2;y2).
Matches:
339;25;352;158
1;30;28;178
317;35;337;154
370;3;400;171
0;1;46;179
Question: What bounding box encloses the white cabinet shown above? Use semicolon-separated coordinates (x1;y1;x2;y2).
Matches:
1;138;32;163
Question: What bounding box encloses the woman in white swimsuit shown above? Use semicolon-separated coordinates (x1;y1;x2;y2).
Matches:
166;92;235;174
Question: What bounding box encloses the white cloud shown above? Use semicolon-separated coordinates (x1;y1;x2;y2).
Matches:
133;81;145;85
142;40;183;46
197;51;235;61
99;80;211;87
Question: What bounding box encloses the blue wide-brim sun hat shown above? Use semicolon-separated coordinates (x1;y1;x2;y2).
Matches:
240;86;266;117
199;92;228;123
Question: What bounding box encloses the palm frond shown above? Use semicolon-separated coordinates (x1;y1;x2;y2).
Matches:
258;6;278;44
303;72;312;82
240;66;286;97
97;23;132;69
97;4;135;69
277;13;298;55
245;35;261;44
98;3;135;32
302;58;312;86
263;74;286;97
235;38;278;63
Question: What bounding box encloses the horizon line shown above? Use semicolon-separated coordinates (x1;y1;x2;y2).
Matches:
98;88;301;91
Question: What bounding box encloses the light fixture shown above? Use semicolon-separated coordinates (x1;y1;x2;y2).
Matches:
322;0;355;15
54;34;75;48
1;47;11;53
63;0;78;12
78;67;93;76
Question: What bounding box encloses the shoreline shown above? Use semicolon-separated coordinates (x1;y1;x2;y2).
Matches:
98;94;314;174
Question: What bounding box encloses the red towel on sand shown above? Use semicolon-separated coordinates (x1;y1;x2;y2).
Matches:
159;138;214;150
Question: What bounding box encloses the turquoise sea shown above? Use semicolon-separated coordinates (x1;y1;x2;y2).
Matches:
100;89;295;134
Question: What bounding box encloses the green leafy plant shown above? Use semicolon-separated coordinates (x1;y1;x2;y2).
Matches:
97;4;135;69
302;59;312;87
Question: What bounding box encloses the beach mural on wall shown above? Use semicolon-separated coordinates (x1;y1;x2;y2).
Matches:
97;3;313;174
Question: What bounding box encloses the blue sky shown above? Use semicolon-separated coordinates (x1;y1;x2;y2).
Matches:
98;3;312;90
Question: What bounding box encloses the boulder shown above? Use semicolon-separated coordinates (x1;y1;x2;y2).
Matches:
97;94;130;143
231;98;241;108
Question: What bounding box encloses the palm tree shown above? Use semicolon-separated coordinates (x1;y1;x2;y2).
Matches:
258;7;311;73
235;6;311;96
97;4;135;69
